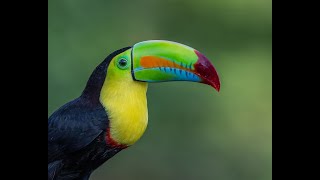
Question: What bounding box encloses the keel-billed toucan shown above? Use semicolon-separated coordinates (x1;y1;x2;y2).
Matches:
48;40;220;180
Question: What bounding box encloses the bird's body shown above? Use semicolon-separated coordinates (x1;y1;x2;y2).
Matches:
48;40;220;180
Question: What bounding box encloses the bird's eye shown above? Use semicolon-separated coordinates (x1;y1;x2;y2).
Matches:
117;58;129;69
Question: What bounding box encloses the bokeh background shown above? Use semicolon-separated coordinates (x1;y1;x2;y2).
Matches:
48;0;271;180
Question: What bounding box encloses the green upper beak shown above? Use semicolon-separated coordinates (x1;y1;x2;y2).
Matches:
131;40;220;91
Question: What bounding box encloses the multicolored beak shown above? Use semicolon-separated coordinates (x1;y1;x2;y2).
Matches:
131;40;220;91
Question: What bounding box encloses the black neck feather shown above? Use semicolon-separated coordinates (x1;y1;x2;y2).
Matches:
81;46;131;103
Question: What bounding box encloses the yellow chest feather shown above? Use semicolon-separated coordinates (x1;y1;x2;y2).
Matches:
100;74;148;146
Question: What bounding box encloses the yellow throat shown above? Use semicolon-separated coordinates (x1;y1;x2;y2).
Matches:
100;59;148;146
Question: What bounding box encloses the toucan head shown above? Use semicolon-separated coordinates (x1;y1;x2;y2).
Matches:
105;40;220;91
86;40;221;146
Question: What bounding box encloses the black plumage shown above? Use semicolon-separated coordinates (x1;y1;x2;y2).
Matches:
48;47;131;180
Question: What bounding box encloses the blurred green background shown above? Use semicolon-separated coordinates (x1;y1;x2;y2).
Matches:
48;0;271;180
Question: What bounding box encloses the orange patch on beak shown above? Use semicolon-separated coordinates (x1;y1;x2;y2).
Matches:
140;56;191;72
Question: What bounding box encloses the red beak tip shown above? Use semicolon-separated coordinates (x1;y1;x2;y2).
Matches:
215;86;220;92
210;81;220;92
194;50;221;92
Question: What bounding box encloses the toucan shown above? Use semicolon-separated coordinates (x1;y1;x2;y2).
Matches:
48;40;220;180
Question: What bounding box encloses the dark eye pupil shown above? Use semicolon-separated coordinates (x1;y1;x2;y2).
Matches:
119;59;127;66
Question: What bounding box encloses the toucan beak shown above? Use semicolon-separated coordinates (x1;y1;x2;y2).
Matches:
131;40;220;92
